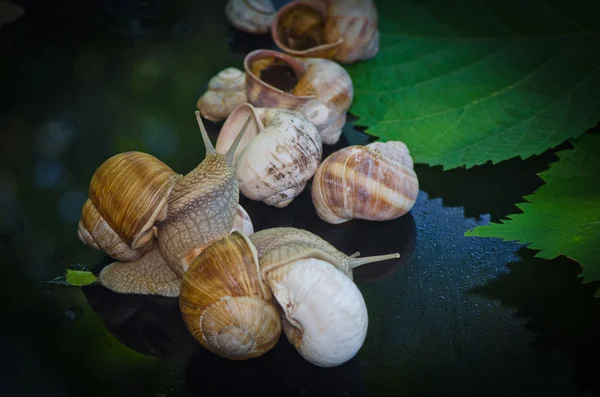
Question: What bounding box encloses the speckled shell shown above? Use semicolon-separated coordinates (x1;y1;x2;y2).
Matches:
179;231;282;360
197;68;248;122
244;49;353;145
78;152;180;261
215;104;322;208
272;0;379;64
225;0;275;34
311;142;419;224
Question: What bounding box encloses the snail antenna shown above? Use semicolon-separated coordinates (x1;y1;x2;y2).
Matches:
195;111;216;154
225;116;252;164
348;253;400;269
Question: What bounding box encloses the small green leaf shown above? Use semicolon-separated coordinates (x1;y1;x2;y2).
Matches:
346;0;600;169
466;133;600;292
66;269;98;287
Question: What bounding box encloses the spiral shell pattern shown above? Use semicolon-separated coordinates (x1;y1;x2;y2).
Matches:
79;152;180;259
197;68;248;122
179;232;282;360
311;142;419;224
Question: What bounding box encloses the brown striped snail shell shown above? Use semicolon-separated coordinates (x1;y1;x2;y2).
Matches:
244;49;353;145
196;68;248;122
272;0;379;64
249;227;398;367
77;151;181;262
215;103;322;208
225;0;276;34
179;231;282;360
311;141;419;224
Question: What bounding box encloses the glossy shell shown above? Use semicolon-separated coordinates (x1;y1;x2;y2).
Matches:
311;142;419;224
216;104;322;208
244;49;353;145
197;68;248;122
272;0;379;64
78;151;180;260
225;0;275;34
179;231;282;360
232;204;254;236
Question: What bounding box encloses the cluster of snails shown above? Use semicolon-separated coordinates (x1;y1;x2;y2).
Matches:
76;0;420;369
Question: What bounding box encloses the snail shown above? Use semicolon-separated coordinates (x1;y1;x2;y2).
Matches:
215;103;322;208
78;111;254;297
179;231;282;360
196;67;248;122
249;227;400;367
225;0;276;35
244;48;353;145
311;141;419;224
271;0;379;64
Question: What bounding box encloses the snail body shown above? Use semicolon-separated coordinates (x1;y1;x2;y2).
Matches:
272;0;379;64
225;0;276;34
216;103;322;208
154;112;253;277
249;227;399;367
311;142;419;224
197;68;248;122
179;231;282;360
244;49;352;145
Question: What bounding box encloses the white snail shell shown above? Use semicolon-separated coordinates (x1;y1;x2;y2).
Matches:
216;103;322;208
197;68;248;122
225;0;275;34
311;141;419;224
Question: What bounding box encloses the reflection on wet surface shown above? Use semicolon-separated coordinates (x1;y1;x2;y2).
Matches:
1;1;599;397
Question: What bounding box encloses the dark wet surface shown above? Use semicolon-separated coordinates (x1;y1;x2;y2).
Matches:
1;1;600;397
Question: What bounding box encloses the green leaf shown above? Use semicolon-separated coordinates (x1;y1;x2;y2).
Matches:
466;133;600;292
65;269;98;287
346;0;600;169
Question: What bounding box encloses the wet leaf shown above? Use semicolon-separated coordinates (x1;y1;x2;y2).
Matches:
66;269;98;287
466;133;600;296
345;0;600;169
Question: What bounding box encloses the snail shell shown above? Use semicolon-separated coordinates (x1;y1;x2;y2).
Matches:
249;227;397;367
215;103;322;208
179;231;282;360
244;49;353;145
225;0;275;34
197;68;248;122
272;0;379;64
311;141;419;224
77;151;180;261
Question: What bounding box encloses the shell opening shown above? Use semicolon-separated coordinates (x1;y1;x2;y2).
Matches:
275;4;326;51
245;50;312;97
